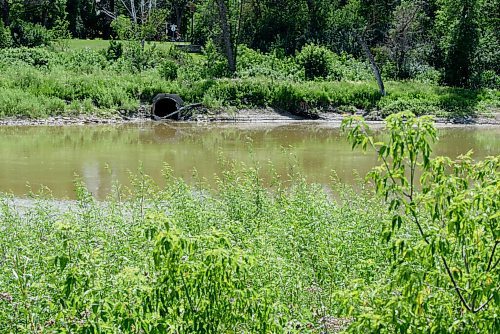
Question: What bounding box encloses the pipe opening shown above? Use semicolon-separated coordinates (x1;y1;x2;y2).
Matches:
151;94;184;119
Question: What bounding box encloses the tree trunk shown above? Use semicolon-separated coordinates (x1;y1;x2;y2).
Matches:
357;35;386;96
1;0;9;26
233;0;244;72
175;6;183;38
215;0;236;74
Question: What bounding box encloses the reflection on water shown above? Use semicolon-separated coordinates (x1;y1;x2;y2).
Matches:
0;123;498;199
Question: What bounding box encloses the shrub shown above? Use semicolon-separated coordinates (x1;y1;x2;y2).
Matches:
159;59;178;80
296;43;333;80
330;53;373;81
472;70;500;89
203;39;229;78
122;42;158;72
11;21;52;47
0;21;12;49
379;98;443;116
65;49;108;73
111;15;134;40
105;39;123;61
50;19;71;40
0;47;55;67
342;113;500;333
413;65;442;84
237;45;303;80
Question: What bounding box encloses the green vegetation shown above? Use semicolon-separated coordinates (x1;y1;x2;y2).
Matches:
0;0;498;119
0;161;388;332
0;0;498;331
1;114;498;332
0;44;498;119
342;113;500;332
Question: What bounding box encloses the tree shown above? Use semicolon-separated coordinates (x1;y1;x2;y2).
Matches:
171;0;189;38
385;0;426;79
214;0;234;73
213;0;245;75
9;0;67;28
241;0;309;54
473;0;499;87
1;0;9;26
334;0;386;95
342;112;499;331
435;0;479;87
96;0;168;47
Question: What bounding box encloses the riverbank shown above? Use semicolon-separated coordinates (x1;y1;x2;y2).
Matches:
1;47;499;123
1;106;499;126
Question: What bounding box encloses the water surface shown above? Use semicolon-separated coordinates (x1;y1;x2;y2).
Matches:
0;123;498;199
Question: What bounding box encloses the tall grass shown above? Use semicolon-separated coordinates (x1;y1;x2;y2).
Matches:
0;163;389;332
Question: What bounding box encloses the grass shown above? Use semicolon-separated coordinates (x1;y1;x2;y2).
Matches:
64;38;114;50
0;163;389;332
63;38;190;51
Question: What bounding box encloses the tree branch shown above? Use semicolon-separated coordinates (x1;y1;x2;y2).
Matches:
441;255;473;312
486;240;498;272
473;294;494;313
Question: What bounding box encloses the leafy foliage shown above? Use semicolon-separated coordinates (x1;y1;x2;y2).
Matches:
104;39;123;61
0;161;387;332
0;21;12;49
296;44;333;80
10;20;53;47
158;59;178;81
341;112;500;332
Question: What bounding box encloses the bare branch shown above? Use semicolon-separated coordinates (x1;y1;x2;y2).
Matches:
473;294;495;313
487;241;499;272
441;255;473;312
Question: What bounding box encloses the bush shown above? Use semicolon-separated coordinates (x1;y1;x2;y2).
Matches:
0;87;66;117
124;42;158;72
237;45;302;80
65;49;108;74
50;19;71;40
159;59;178;80
379;98;442;116
413;65;442;84
472;70;500;89
11;21;52;47
296;43;333;80
342;113;500;333
203;39;229;78
111;15;134;40
0;21;12;49
0;47;55;67
330;53;373;81
105;39;123;61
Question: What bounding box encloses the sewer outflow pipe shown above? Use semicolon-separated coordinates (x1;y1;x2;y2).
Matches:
151;94;184;119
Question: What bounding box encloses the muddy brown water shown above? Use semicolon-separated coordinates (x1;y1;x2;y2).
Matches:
0;123;498;199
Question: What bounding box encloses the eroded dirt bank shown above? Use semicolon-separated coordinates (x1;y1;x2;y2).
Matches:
0;107;499;126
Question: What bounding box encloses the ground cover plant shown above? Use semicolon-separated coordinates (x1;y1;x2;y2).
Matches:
1;113;498;333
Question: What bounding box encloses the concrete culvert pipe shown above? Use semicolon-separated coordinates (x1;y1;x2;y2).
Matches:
151;94;184;119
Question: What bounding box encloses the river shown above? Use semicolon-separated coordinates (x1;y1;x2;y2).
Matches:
0;123;498;199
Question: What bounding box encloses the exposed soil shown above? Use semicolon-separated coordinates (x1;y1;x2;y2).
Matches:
0;105;499;126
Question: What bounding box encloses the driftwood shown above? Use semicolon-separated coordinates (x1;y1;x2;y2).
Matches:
153;103;203;121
